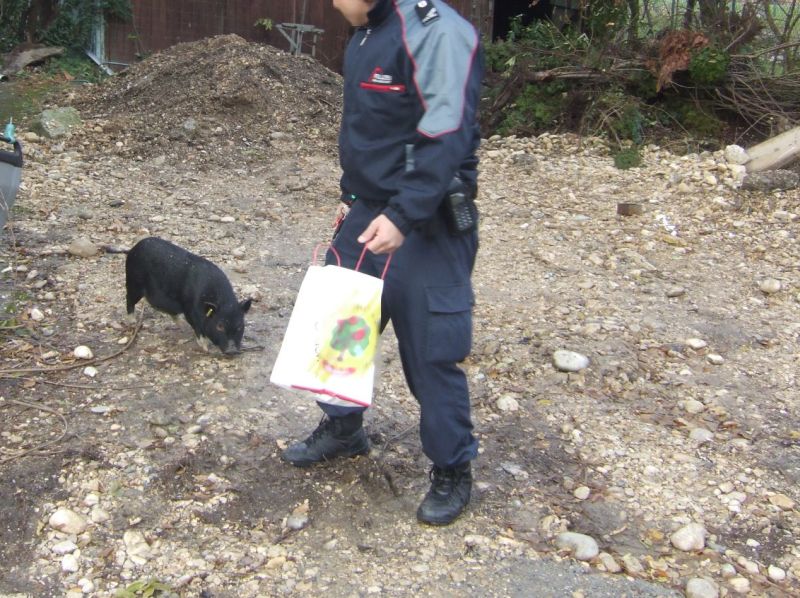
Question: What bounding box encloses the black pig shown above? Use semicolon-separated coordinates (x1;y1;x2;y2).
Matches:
125;237;251;354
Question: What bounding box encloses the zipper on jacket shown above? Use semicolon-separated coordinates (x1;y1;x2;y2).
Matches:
360;28;372;46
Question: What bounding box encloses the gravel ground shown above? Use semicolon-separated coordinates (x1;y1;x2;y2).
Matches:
1;36;799;598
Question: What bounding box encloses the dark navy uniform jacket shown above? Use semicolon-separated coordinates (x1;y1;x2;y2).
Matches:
339;0;483;236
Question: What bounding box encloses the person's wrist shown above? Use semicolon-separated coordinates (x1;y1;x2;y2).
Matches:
382;206;413;236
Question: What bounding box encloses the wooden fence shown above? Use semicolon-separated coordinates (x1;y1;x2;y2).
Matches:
100;0;495;73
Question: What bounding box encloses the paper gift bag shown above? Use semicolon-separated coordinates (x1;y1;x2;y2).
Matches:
270;247;389;407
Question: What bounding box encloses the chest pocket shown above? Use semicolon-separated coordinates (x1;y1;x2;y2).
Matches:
354;80;416;127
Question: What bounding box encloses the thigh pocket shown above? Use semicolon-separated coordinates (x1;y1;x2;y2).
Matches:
425;284;473;363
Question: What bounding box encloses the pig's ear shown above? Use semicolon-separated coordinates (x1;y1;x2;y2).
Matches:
240;299;252;314
204;302;218;318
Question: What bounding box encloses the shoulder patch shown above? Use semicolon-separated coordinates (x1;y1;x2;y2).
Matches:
414;0;440;26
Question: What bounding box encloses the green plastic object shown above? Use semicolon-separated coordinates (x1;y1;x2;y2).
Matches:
4;119;15;143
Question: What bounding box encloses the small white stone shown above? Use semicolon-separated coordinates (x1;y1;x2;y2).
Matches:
30;307;45;321
759;278;781;294
621;554;644;575
68;237;99;258
689;427;714;444
286;513;309;530
686;577;719;598
720;563;737;578
728;577;750;594
90;507;110;523
83;366;98;378
123;530;153;561
49;508;88;535
683;399;706;414
73;345;94;360
52;540;78;555
553;350;590;372
77;578;95;593
61;553;79;573
737;557;759;575
597;552;621;573
706;353;724;365
555;532;599;561
670;522;707;551
685;338;707;350
573;486;591;500
724;145;749;165
767;565;786;582
496;395;519;412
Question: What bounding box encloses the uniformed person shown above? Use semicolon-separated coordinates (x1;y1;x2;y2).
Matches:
283;0;483;526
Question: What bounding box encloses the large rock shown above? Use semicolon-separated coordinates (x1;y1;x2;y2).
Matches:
741;169;799;191
32;107;82;139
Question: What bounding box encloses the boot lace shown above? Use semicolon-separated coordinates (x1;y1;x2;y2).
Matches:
429;466;459;494
305;416;335;444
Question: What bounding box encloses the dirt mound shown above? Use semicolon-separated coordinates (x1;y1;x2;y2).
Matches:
72;34;342;166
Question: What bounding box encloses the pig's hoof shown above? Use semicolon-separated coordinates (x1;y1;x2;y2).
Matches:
124;312;137;326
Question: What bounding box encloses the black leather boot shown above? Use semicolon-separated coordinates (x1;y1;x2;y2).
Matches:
416;463;472;526
282;413;369;467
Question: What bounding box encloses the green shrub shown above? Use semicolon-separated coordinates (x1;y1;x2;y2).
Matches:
689;46;731;85
681;105;724;138
613;146;642;169
498;80;568;135
43;50;111;83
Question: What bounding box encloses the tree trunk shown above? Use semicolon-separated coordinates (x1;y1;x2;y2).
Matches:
21;0;58;43
627;0;641;46
683;0;696;29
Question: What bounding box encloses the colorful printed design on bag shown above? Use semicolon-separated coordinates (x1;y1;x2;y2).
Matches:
312;300;380;381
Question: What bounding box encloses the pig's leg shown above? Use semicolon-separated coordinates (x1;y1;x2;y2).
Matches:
125;279;144;325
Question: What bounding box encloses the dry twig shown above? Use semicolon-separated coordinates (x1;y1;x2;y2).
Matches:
0;398;69;464
0;311;144;377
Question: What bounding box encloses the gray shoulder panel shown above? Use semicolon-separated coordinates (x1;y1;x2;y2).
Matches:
396;0;479;137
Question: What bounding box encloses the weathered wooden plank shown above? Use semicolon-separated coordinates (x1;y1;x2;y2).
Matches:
745;126;800;173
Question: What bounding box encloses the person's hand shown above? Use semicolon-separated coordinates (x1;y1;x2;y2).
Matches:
358;214;405;254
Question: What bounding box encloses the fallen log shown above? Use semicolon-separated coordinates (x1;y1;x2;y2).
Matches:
1;44;65;78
